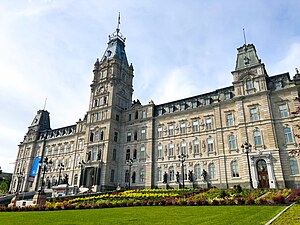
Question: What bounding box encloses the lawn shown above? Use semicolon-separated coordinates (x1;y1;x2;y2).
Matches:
0;206;285;225
272;204;300;225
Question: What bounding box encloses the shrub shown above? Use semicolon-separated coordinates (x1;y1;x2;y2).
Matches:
259;198;267;205
212;199;219;205
235;198;245;205
247;197;255;205
272;194;285;204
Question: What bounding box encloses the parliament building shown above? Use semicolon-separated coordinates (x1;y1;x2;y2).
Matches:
10;25;300;193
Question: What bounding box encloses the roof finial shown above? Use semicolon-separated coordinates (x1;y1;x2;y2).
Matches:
116;12;121;34
43;97;47;110
243;28;247;46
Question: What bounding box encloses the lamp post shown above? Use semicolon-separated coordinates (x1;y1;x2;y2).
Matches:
58;163;64;185
126;159;133;190
241;142;254;189
39;157;52;194
178;153;186;188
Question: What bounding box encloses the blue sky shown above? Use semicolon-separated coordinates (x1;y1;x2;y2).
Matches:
0;0;300;172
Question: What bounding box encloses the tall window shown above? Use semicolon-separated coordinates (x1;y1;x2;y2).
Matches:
228;133;236;150
64;145;67;153
140;146;146;159
141;129;146;140
114;132;118;142
169;167;174;181
231;160;239;177
205;117;212;130
74;174;78;185
125;170;130;182
279;104;289;118
168;124;174;136
207;136;214;153
92;147;97;161
192;120;199;132
110;169;115;182
253;129;262;146
134;131;138;141
180;142;187;154
133;149;137;159
135;111;139;119
193;140;200;154
194;164;201;180
284;126;293;144
95;131;99;141
157;144;162;158
208;163;215;179
246;80;253;89
142;110;146;119
76;156;81;167
180;122;186;134
67;157;72;168
78;141;83;150
140;168;144;182
126;149;130;161
289;156;299;175
226;113;234;126
157;167;162;181
250;107;259;121
168;143;174;156
127;132;131;142
112;149;117;161
192;100;198;108
157;127;163;138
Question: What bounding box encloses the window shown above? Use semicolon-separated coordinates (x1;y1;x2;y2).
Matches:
90;132;94;142
131;130;136;141
128;114;131;121
180;142;187;154
74;174;78;185
116;114;119;121
135;111;139;119
132;171;136;183
70;144;74;152
284;126;293;144
157;127;163;138
194;164;201;180
226;113;234;126
168;124;174;136
193;140;200;154
76;156;81;167
279;104;289;118
125;170;130;182
114;132;118;142
192;100;198;108
208;163;215;179
246;80;253;89
127;132;131;142
110;169;115;182
157;144;162;158
207;136;214;153
95;131;99;141
78;141;83;150
126;149;130;161
64;145;67;153
205;118;212;130
157;167;162;181
231;160;239;177
275;81;282;89
67;157;72;168
141;129;146;140
169;106;174;113
158;109;163;116
228;133;236;150
169;167;174;181
112;149;117;161
180;122;186;134
133;149;137;159
140;146;146;159
168;143;174;156
205;98;211;105
192;120;199;132
92;147;97;161
253;129;262;146
250;107;259;121
289;156;299;175
180;103;186;111
100;130;104;140
57;146;60;154
140;168;144;182
225;92;231;100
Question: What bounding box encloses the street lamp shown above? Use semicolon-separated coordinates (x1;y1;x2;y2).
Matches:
39;157;52;194
126;159;133;190
58;163;64;185
178;153;186;188
241;142;254;189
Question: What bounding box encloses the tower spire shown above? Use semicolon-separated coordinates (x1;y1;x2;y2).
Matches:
116;12;121;34
243;28;247;46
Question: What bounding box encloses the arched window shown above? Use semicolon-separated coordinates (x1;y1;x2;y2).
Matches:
253;129;262;146
228;133;236;150
208;163;215;179
231;160;239;177
284;126;293;144
194;164;201;180
157;167;162;181
289;156;299;175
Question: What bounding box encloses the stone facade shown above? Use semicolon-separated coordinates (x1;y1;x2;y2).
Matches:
10;27;300;193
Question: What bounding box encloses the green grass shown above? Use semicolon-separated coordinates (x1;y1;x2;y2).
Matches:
0;206;285;225
272;204;300;225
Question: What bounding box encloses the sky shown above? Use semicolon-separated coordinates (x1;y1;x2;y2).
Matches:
0;0;300;173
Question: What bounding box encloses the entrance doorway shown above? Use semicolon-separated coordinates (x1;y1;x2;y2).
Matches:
256;159;269;188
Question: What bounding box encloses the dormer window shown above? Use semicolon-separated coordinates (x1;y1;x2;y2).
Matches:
246;80;253;90
205;98;211;105
274;81;282;89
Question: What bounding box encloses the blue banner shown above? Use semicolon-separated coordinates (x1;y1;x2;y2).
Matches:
29;157;40;177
